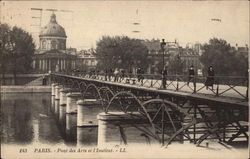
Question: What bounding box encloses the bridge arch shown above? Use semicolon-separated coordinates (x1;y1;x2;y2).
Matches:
106;92;199;145
106;91;159;140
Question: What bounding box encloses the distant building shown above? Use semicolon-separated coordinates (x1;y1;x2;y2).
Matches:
236;44;249;58
179;47;202;74
142;39;201;75
66;47;77;55
142;39;179;74
76;49;98;71
32;13;76;73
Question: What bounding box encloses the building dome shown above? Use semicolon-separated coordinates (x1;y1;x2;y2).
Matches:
39;13;66;38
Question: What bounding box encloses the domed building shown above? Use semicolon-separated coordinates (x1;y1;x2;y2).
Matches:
32;13;76;73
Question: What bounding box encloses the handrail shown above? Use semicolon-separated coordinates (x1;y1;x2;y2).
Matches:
51;72;248;100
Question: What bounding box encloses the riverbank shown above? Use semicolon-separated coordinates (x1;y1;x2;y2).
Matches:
0;85;51;93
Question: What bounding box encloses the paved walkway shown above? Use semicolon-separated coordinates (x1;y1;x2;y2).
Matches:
88;75;248;100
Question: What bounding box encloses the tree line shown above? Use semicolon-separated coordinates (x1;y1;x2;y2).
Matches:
200;38;248;76
96;36;248;76
0;23;35;84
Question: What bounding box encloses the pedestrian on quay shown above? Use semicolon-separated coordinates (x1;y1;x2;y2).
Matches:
187;65;195;87
162;66;168;89
205;66;215;90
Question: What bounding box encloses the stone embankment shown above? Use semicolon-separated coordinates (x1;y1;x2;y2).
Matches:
1;85;51;93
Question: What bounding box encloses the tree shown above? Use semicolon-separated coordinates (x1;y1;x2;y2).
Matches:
95;36;149;73
168;54;185;75
200;38;248;76
0;24;11;84
0;24;35;84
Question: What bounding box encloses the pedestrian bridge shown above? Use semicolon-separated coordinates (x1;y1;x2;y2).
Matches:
50;73;248;147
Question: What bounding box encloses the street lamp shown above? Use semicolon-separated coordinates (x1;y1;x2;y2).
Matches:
161;39;167;69
161;39;167;88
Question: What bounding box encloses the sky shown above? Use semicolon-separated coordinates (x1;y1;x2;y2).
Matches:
1;1;249;50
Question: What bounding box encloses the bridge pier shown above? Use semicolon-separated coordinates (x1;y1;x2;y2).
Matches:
76;99;103;127
51;83;58;96
55;85;62;100
66;114;77;135
66;92;82;114
59;88;71;106
59;103;66;124
97;112;153;146
54;99;60;118
76;99;102;146
77;126;98;146
51;95;55;112
66;114;77;139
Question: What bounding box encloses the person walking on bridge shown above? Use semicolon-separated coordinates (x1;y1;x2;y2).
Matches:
140;68;145;85
108;68;113;81
114;68;119;82
137;67;141;82
187;65;196;87
205;66;215;90
162;66;168;89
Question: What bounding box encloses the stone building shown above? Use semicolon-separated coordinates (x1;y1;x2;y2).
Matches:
179;47;202;74
32;13;76;73
143;40;202;75
76;49;98;71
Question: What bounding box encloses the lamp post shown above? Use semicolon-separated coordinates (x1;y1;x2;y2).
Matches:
161;39;167;88
161;39;167;69
160;39;179;89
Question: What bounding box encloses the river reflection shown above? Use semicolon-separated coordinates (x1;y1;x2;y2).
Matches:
1;92;101;146
1;93;68;145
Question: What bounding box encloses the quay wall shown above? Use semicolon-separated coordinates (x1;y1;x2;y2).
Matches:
1;86;51;93
0;74;48;85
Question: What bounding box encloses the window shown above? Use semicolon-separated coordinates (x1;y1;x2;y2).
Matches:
51;40;57;50
42;41;46;50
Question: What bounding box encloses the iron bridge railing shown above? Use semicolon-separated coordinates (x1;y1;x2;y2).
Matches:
56;72;248;100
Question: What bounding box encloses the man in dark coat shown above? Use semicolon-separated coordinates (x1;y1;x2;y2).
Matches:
162;66;168;89
187;65;195;87
137;67;141;82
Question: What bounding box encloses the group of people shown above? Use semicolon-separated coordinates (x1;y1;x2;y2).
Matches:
162;65;215;90
105;68;126;82
103;67;145;84
78;65;216;90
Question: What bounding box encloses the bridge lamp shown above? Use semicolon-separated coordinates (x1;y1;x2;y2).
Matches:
161;39;167;71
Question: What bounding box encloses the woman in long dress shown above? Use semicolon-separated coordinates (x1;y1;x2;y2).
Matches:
205;66;215;90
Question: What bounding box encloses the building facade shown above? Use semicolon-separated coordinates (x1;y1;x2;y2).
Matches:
76;49;98;71
32;13;76;73
143;40;202;75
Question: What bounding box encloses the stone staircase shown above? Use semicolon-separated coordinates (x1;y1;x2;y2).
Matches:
25;76;44;86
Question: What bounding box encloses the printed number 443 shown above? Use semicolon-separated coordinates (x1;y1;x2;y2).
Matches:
20;148;27;153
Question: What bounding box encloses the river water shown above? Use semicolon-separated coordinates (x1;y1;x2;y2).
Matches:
1;93;67;145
